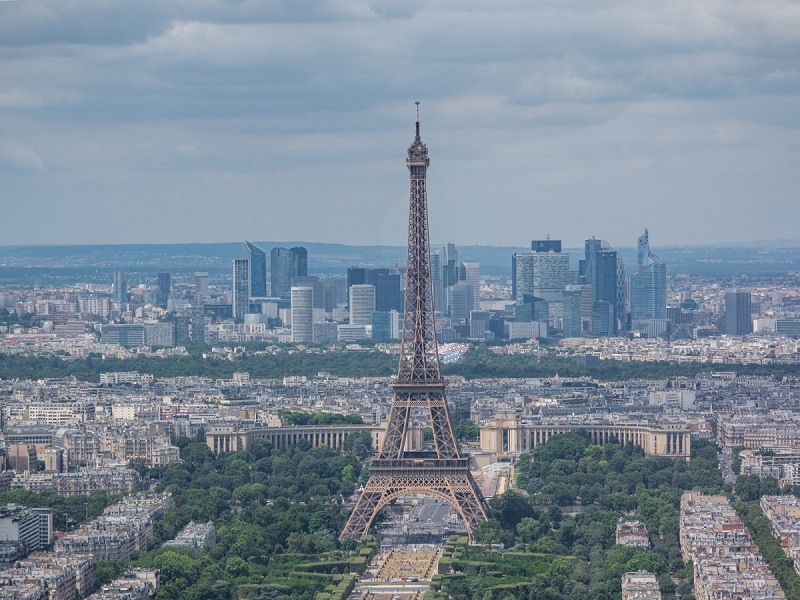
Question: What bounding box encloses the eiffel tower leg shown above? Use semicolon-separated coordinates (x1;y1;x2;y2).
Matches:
340;485;383;539
449;475;489;536
340;470;490;541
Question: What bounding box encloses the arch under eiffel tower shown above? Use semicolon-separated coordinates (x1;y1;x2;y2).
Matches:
340;105;489;540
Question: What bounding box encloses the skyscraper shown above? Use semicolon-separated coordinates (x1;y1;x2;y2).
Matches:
349;284;376;326
291;247;308;278
270;248;293;299
592;301;614;336
443;243;459;288
375;273;403;312
532;239;562;253
449;281;474;321
174;316;190;346
156;272;171;309
563;288;584;337
271;246;307;299
346;267;403;313
584;238;624;335
439;243;461;315
244;241;267;298
630;229;667;323
232;259;250;321
113;271;127;303
192;272;208;344
725;290;752;335
322;276;347;312
512;242;569;303
292;276;324;309
462;261;481;309
194;272;209;302
291;286;313;342
372;310;401;342
430;252;443;315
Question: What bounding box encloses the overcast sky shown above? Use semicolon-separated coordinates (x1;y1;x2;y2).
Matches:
1;0;798;249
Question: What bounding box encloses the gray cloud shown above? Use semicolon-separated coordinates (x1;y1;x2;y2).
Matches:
0;0;798;248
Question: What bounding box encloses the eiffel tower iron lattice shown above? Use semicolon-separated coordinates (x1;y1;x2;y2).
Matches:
340;105;489;540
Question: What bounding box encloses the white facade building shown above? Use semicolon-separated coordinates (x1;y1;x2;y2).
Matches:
290;287;313;343
513;252;570;303
349;284;376;326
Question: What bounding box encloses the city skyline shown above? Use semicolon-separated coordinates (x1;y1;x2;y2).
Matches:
1;1;798;248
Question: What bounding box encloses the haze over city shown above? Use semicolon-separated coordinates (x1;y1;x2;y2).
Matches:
1;0;799;248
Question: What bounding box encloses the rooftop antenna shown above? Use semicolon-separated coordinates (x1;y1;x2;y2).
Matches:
415;101;420;139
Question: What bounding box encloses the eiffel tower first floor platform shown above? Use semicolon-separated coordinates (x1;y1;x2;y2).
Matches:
339;457;489;540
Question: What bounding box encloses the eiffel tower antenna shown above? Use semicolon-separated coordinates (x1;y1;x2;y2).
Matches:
340;103;489;541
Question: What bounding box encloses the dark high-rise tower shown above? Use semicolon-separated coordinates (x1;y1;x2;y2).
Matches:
191;272;208;344
271;246;307;299
156;272;171;309
113;271;127;303
270;247;293;299
585;238;625;335
244;241;267;298
630;229;667;323
291;246;307;278
340;105;488;540
232;259;249;321
725;290;752;335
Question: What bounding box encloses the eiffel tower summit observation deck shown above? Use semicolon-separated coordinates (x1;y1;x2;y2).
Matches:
340;104;489;540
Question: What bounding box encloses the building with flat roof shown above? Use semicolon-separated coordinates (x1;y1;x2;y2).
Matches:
162;521;216;549
621;571;661;600
680;492;784;599
206;423;383;454
725;290;753;335
0;504;51;554
290;287;313;343
244;241;267;299
349;284;376;326
481;417;691;459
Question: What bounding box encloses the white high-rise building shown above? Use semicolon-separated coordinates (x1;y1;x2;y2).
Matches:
194;272;209;302
232;259;250;321
513;252;570;302
349;284;376;326
462;261;481;309
291;287;313;343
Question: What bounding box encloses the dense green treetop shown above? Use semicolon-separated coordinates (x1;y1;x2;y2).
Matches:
2;345;799;383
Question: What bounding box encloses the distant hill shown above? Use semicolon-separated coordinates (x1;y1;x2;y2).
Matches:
1;241;799;286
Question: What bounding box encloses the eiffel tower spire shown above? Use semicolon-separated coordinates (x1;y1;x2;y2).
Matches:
340;105;489;541
396;101;441;386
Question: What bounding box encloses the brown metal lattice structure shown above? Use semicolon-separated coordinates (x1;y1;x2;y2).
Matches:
340;105;489;540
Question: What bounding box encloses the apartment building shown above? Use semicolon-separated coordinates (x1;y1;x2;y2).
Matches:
760;495;800;576
621;571;661;600
0;505;52;553
54;494;173;563
718;415;800;452
680;492;785;599
162;521;216;549
616;520;650;549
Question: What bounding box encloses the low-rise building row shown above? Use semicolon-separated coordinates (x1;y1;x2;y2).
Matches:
680;492;785;599
0;552;93;600
760;495;800;576
717;414;800;453
621;570;661;600
54;493;173;564
616;520;650;549
162;521;215;549
11;467;142;497
86;568;159;600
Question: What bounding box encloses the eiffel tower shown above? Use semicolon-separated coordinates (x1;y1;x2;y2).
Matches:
340;104;489;540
